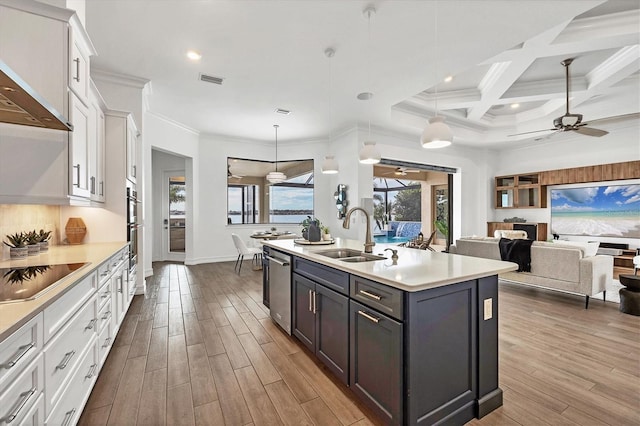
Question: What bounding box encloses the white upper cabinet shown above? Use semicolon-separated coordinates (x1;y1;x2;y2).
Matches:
88;83;106;202
69;92;91;198
69;23;91;105
126;117;138;184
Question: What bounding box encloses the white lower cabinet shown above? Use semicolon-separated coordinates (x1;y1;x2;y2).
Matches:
0;353;44;425
43;294;97;415
45;342;98;426
0;246;133;426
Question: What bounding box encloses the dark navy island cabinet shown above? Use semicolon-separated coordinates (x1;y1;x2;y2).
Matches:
278;255;502;426
292;259;350;385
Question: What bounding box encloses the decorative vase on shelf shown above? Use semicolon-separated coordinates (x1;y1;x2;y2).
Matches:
65;217;87;245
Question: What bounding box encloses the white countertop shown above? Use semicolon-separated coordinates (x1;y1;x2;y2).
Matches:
263;238;518;292
0;242;128;341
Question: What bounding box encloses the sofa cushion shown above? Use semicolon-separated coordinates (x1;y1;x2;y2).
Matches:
493;230;528;239
551;240;600;257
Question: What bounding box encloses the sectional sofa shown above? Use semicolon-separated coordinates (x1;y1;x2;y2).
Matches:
450;237;613;308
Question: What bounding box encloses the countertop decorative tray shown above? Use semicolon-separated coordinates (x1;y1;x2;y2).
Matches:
294;239;335;245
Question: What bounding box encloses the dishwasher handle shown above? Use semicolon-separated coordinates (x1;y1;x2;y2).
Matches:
265;255;290;267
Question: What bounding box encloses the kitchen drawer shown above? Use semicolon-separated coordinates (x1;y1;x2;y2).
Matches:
97;260;112;286
45;342;98;426
97;318;112;367
0;353;44;425
293;258;349;295
43;272;97;342
0;313;43;389
97;278;111;311
44;296;96;414
13;391;44;426
350;275;404;321
97;298;112;333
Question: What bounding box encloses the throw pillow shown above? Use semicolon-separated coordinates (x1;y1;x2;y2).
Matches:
499;238;534;272
551;240;600;257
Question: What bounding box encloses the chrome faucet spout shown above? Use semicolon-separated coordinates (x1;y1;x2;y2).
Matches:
342;207;375;253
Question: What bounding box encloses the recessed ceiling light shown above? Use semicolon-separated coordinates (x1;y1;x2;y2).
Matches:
2;86;16;92
357;92;374;100
275;108;291;115
186;50;202;61
443;75;453;83
510;103;520;109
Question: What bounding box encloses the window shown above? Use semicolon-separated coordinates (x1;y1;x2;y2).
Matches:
373;177;421;233
227;158;313;224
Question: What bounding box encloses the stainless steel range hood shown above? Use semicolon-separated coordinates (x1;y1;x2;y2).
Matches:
0;60;73;131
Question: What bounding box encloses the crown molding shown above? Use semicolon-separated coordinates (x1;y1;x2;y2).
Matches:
146;111;199;136
91;68;150;89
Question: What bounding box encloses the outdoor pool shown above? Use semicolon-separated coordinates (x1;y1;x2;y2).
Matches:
374;235;410;244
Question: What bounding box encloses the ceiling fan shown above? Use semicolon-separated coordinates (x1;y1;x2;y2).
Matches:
383;167;421;176
227;164;243;179
510;57;624;139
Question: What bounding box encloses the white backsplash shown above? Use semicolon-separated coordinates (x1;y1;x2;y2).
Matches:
0;204;60;260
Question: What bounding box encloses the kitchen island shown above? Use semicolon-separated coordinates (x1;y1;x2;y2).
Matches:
261;238;518;425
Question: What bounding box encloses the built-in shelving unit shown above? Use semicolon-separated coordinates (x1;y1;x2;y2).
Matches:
495;173;546;209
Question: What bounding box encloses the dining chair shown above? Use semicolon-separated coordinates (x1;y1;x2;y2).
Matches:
231;233;262;273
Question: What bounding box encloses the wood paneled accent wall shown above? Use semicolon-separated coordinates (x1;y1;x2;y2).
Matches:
539;160;640;186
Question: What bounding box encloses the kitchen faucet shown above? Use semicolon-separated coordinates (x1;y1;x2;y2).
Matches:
342;207;375;253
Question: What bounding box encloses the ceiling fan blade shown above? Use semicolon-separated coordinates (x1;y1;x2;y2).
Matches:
533;129;562;142
583;112;640;125
508;128;556;137
573;126;608;137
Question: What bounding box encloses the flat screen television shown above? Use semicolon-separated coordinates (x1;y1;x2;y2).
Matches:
550;183;640;239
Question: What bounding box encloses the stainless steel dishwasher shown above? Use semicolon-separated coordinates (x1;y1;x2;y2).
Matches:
266;251;292;335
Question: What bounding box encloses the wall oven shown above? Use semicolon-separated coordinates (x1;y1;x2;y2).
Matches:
126;187;139;274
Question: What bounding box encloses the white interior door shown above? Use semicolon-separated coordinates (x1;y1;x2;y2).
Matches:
163;170;186;262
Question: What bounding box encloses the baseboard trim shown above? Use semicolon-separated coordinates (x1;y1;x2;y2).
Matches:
477;387;503;418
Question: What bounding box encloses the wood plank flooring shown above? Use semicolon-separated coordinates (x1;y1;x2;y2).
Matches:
79;261;640;426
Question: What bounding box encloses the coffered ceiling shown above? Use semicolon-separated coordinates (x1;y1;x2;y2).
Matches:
85;0;640;148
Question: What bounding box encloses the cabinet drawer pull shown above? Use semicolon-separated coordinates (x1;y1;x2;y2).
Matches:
85;363;98;379
100;181;104;196
312;291;317;314
358;310;380;324
85;318;97;330
102;311;111;320
102;337;111;349
308;289;312;312
73;164;81;187
100;291;109;299
73;57;80;82
132;164;136;178
90;176;96;194
1;387;36;424
61;408;76;426
117;276;123;293
56;350;76;370
1;342;35;369
359;290;382;301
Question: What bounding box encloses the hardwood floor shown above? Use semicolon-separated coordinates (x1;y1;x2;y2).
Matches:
79;261;640;426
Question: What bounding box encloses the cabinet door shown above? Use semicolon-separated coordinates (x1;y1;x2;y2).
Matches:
69;29;90;105
292;273;315;353
126;118;138;183
315;285;349;385
96;107;106;201
69;93;91;198
350;300;402;425
262;247;270;307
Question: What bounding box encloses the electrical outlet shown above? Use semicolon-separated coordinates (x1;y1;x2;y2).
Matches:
483;298;493;320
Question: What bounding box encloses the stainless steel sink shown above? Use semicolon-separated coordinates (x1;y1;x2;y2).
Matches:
339;254;386;263
314;249;385;263
314;248;363;259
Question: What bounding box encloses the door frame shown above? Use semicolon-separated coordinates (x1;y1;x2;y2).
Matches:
162;170;186;262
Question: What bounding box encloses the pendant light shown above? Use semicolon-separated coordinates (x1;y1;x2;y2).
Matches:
358;6;381;164
322;47;339;174
266;124;287;184
421;0;453;149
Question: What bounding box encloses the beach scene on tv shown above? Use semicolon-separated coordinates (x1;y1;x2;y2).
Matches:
551;184;640;238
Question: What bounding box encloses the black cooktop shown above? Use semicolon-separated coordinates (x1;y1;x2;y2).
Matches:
0;263;88;303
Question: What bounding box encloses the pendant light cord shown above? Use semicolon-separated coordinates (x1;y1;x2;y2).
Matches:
367;8;372;137
434;0;439;116
274;124;279;172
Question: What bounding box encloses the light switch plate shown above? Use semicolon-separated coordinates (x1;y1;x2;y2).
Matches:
483;298;493;320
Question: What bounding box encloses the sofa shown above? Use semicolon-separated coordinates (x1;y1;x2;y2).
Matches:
450;237;613;308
